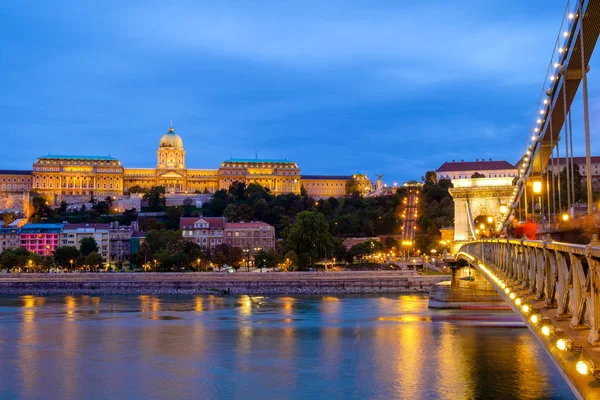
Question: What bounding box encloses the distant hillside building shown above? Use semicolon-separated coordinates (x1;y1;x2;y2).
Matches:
0;125;372;204
436;159;518;182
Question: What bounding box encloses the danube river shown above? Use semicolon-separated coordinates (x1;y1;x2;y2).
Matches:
0;295;573;399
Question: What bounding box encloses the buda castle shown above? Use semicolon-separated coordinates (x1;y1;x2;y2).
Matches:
0;126;371;204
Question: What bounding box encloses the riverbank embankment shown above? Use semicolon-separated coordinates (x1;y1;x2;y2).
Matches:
0;271;450;295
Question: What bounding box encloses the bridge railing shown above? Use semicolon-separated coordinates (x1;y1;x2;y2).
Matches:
460;236;600;347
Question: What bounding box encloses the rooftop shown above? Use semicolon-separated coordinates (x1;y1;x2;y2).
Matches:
63;223;111;229
224;221;273;229
0;170;32;175
223;158;296;164
437;160;516;172
301;175;351;180
39;155;119;161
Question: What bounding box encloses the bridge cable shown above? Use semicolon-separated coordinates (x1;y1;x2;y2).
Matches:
549;112;556;227
577;0;593;214
561;56;572;214
569;111;576;209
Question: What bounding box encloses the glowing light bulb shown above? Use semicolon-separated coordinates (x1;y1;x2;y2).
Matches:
522;304;530;313
554;62;561;68
576;360;593;375
556;338;568;351
568;13;575;19
504;288;510;294
543;99;549;104
563;31;569;37
515;298;522;306
539;109;545;115
509;292;516;300
558;47;565;53
541;325;551;336
537;119;542;124
550;76;555;81
530;314;539;324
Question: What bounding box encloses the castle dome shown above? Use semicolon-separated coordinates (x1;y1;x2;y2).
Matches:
159;127;184;148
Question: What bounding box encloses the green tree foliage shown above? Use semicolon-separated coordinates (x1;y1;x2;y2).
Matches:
182;197;194;216
383;236;398;251
53;246;81;269
253;249;278;271
199;182;406;238
1;212;17;226
0;248;42;269
347;240;384;261
79;237;99;256
128;185;148;194
143;186;167;211
227;247;244;271
92;201;109;214
84;251;103;270
139;217;164;232
416;172;454;252
283;211;335;264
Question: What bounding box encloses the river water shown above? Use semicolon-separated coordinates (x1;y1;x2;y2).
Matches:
0;294;573;399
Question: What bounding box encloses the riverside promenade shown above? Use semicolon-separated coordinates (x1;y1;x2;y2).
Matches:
0;271;450;295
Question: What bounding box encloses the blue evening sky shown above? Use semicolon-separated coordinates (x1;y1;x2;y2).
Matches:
2;1;599;184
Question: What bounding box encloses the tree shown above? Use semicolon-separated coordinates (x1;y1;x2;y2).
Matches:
128;185;148;194
228;181;246;202
1;212;17;227
53;246;81;269
283;250;298;271
283;211;335;264
79;237;99;256
182;197;194;216
139;217;164;232
92;201;109;214
143;186;167;210
383;236;398;251
471;172;486;178
227;247;244;271
254;250;268;272
85;251;103;271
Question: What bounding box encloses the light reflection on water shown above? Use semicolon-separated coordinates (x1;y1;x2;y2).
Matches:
0;294;573;400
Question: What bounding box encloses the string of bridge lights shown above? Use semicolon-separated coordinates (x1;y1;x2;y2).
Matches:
507;5;579;220
472;257;598;380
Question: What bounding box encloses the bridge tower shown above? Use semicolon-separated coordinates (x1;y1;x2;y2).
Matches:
449;177;514;242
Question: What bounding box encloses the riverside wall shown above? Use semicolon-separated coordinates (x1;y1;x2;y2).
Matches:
0;271;450;295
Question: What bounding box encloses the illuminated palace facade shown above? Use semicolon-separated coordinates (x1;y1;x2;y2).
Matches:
1;126;371;202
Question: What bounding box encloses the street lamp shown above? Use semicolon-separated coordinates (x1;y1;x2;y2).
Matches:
69;259;74;270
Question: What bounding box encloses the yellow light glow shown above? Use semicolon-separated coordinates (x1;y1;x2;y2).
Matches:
479;224;485;230
532;181;542;194
576;361;593;375
504;288;510;294
499;205;508;214
522;304;530;313
501;282;506;289
487;216;493;223
541;325;551;336
530;314;539;324
568;13;575;19
561;213;569;221
509;292;516;300
515;298;522;306
556;339;568;351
